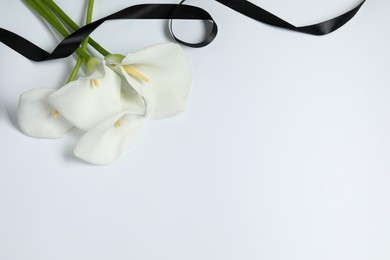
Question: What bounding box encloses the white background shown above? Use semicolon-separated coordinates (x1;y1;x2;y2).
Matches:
1;0;390;259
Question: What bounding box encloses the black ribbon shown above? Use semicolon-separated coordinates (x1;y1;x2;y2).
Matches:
0;0;366;62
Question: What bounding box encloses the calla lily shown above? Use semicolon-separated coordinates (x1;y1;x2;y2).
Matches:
106;43;192;120
74;88;146;165
47;59;122;131
17;88;73;139
73;112;144;165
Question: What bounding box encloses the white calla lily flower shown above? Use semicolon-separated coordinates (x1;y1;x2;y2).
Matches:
106;43;192;120
17;88;73;138
74;86;146;165
47;60;122;131
74;112;145;165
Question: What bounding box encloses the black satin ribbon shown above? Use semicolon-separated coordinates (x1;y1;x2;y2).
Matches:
0;0;366;62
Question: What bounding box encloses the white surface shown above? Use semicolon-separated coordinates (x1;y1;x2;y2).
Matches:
1;0;390;259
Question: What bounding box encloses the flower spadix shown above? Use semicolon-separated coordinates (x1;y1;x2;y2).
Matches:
74;88;146;165
17;88;73;138
105;43;192;120
47;58;122;131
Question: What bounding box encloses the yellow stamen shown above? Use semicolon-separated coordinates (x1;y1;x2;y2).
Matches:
53;110;59;119
123;65;149;83
92;79;99;87
115;119;122;128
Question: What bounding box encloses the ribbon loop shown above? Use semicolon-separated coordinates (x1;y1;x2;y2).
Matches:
169;0;218;48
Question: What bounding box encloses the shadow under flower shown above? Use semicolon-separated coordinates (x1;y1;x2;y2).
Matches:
0;99;4;122
5;101;22;134
61;127;89;165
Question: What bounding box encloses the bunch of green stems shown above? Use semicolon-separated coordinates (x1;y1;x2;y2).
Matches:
24;0;111;82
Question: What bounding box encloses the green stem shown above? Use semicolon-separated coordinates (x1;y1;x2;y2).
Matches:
24;0;67;36
86;0;94;27
23;0;91;62
42;0;110;56
67;0;95;83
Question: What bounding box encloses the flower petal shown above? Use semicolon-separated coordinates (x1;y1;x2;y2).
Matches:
47;65;122;131
120;43;192;119
73;112;144;165
17;88;73;139
121;87;146;115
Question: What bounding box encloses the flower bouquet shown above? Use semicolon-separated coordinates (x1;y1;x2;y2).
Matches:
17;0;192;165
